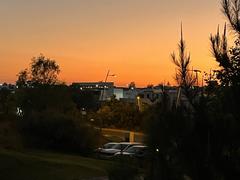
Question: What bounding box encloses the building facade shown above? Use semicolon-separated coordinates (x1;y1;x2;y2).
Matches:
71;82;114;101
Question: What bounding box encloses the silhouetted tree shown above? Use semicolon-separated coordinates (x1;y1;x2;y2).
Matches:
210;24;240;86
15;55;100;153
16;69;28;88
222;0;240;35
30;54;60;85
207;1;240;179
210;2;240;114
0;88;15;115
128;82;136;89
145;2;240;180
16;54;60;86
212;0;240;87
171;25;197;106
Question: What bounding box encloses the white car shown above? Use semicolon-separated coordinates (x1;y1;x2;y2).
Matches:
114;145;148;158
99;142;142;158
95;142;119;153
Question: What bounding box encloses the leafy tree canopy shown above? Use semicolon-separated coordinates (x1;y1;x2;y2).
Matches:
16;54;60;87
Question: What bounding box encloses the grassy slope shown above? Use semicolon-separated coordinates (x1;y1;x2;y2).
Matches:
0;149;112;180
0;117;23;150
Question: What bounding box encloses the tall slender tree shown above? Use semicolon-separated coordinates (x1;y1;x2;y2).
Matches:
171;24;196;106
222;0;240;35
210;1;240;87
208;1;240;179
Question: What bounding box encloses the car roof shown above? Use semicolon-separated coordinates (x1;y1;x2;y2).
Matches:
119;142;142;145
105;142;118;144
129;145;147;148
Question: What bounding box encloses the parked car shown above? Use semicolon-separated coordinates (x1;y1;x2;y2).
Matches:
94;142;119;158
114;145;148;158
95;142;119;153
99;142;142;158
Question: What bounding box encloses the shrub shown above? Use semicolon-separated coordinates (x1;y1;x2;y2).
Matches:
18;111;100;154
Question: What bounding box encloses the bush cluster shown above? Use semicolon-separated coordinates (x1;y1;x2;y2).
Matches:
19;111;100;154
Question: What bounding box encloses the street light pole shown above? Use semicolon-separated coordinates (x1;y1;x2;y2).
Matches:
137;96;142;112
187;68;201;86
104;70;110;83
101;70;116;101
193;69;201;87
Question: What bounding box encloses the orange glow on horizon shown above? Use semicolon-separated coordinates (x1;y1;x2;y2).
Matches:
0;0;226;87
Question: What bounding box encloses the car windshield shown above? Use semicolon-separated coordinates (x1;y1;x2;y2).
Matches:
111;144;129;150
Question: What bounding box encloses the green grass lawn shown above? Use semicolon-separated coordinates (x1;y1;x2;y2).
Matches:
0;149;112;180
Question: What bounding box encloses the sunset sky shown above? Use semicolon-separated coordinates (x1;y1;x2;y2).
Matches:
0;0;227;87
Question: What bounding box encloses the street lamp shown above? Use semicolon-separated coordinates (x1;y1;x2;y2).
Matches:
101;70;116;101
104;70;116;83
193;69;201;87
81;108;87;121
186;68;202;87
137;96;142;112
